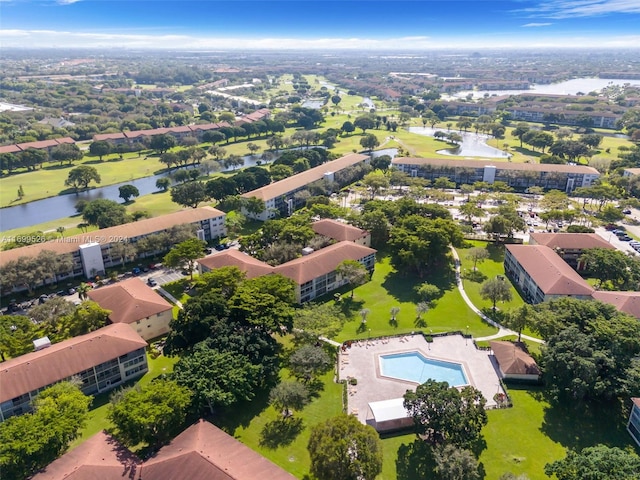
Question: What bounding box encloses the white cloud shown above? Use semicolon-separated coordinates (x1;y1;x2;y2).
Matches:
522;0;640;18
56;0;82;4
1;29;639;50
521;22;553;27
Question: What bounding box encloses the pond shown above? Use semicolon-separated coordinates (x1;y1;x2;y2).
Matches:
0;153;270;231
407;127;511;159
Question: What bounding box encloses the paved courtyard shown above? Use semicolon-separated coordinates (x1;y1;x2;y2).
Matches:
338;334;504;425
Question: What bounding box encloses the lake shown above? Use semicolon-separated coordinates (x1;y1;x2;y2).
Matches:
451;77;640;99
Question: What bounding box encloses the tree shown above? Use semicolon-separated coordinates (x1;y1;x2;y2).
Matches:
341;121;355;135
511;123;530;148
57;300;110;338
196;266;246;298
89;140;112;160
0;382;90;480
173;343;261;414
503;304;534;342
544;444;640;480
416;302;430;322
65;165;101;192
108;379;191;448
159;151;179;169
362;171;389;199
480;278;512;311
292;303;346;344
82;199;128;228
149;133;176;154
360;133;380;151
459;202;483;224
225;211;246;240
308;414;383;480
466;247;489;271
354;115;376;133
51;143;83;165
37;250;73;286
433;444;480;480
170;181;209;208
163;238;205;280
269;381;309;418
370;154;391;171
243;196;266;216
229;274;296;332
337;259;369;298
403;380;487;448
0;314;41;358
164;291;230;355
289;344;331;382
579;248;634;289
118;184;140;203
156;176;171;191
20;147;48;171
414;282;442;304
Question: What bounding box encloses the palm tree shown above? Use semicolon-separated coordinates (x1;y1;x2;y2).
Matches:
416;302;430;322
77;283;91;301
359;309;370;324
390;307;400;322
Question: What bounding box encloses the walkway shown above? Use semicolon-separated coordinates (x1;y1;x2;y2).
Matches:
450;247;543;344
157;287;183;309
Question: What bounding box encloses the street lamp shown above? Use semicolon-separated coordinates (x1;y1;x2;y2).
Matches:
465;325;469;345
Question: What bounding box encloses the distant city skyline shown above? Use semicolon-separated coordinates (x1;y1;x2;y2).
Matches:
1;0;639;50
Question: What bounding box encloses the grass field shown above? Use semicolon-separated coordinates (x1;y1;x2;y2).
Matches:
456;241;526;314
333;254;498;342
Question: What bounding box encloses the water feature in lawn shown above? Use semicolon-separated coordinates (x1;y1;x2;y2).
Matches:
408;127;511;159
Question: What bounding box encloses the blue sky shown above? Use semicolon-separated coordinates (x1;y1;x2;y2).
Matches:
1;0;639;49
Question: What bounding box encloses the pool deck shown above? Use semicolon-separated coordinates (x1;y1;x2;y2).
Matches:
338;334;504;424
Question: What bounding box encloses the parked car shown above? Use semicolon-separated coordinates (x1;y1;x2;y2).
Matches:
147;278;158;287
623;209;632;215
620;236;632;241
132;267;141;275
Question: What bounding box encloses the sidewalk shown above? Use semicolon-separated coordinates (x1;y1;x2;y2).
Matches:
450;247;543;344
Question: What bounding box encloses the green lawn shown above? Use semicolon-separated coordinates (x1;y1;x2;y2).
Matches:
334;254;498;342
72;352;178;448
456;241;526;315
220;366;344;479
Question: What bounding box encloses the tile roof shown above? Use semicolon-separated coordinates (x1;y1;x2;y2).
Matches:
17;139;61;149
591;291;640;319
312;219;369;242
529;232;614;250
139;420;296;480
633;398;640;408
0;206;225;266
490;341;541;376
624;168;640;176
0;324;147;404
242;153;369;201
0;144;21;154
392;157;600;175
274;241;376;285
32;431;140;480
506;244;594;296
198;250;274;279
87;278;172;324
93;132;127;141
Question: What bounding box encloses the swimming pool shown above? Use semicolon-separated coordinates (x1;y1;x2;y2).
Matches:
379;351;468;386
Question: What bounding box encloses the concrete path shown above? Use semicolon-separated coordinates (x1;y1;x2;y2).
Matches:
450;247;544;344
157;287;183;309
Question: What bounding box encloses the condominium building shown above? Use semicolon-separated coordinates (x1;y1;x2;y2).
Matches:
0;324;148;421
504;244;594;304
391;157;599;192
241;153;370;220
0;207;226;290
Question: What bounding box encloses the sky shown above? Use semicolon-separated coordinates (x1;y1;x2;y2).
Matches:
1;0;639;50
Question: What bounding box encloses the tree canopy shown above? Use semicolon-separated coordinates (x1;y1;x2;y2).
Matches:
544;444;640;480
108;379;191;448
308;414;383;480
0;382;90;480
403;380;487;449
